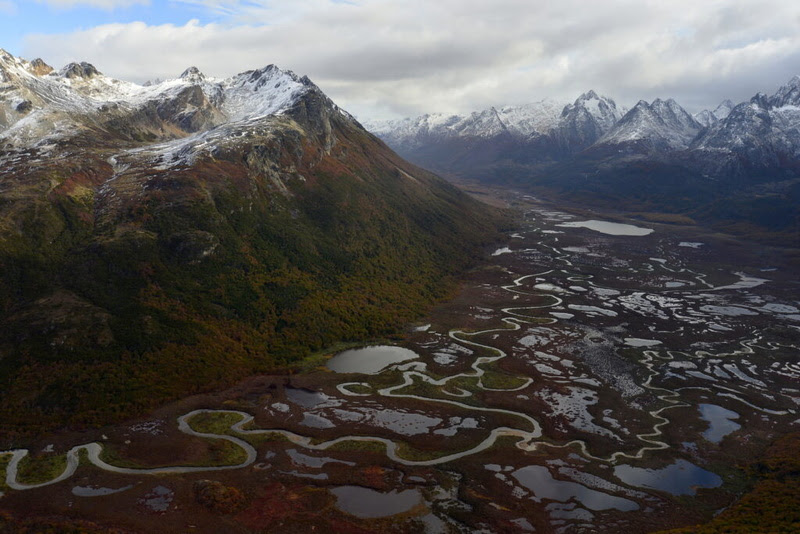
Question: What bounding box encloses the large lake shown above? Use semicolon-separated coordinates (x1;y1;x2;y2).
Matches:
557;220;654;236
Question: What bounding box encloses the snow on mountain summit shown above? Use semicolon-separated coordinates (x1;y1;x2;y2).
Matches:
0;50;319;150
598;98;701;150
693;74;800;165
221;65;312;123
553;91;625;150
768;74;800;108
694;99;735;128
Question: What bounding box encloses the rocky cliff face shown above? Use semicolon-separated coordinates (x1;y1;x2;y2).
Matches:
553;90;625;152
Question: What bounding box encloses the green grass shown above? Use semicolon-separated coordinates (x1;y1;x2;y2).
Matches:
15;452;68;486
394;441;475;463
187;411;246;436
340;383;372;395
391;375;483;407
325;440;387;454
98;444;148;469
99;438;247;470
204;439;248;467
0;454;10;492
480;369;529;390
186;411;297;448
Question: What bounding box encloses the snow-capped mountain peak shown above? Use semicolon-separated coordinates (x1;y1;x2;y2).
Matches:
495;99;565;137
694;99;735;128
0;50;322;150
598;97;700;150
180;66;205;82
221;65;311;122
365;73;800;188
713;99;734;119
768;75;800;108
561;90;623;128
59;62;100;79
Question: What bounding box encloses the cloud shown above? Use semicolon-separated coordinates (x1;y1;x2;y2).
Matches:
21;0;800;119
36;0;148;9
0;0;17;14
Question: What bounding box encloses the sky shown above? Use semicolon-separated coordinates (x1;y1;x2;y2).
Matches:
1;0;800;120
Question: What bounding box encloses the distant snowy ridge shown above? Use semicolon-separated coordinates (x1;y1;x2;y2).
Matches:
368;74;800;181
365;92;627;149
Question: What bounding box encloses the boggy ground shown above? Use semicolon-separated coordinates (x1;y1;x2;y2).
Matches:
1;195;798;533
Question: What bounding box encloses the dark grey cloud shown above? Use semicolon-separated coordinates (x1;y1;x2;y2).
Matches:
21;0;800;119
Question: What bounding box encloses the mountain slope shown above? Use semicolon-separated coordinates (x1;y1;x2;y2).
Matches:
596;98;701;151
0;51;508;439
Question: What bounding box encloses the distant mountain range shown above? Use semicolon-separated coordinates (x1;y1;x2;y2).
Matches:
365;90;625;160
366;78;800;241
0;50;505;436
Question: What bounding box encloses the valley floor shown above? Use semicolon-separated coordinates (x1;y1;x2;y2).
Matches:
2;194;799;533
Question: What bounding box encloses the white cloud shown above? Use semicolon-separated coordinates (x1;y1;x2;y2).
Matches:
21;0;800;119
37;0;149;9
0;0;17;14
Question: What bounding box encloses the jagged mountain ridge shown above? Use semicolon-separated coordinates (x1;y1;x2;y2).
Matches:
0;50;507;436
693;99;734;128
0;48;336;151
596;98;702;151
368;77;800;240
365;91;626;176
693;78;800;165
366;91;624;148
368;76;800;178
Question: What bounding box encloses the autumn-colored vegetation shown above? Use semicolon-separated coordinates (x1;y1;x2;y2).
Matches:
193;480;247;515
0;512;127;534
0;116;509;443
657;432;800;534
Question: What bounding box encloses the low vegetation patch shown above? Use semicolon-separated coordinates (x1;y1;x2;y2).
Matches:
480;370;529;390
193;479;247;514
15;452;67;486
326;440;386;454
188;411;246;436
0;454;10;492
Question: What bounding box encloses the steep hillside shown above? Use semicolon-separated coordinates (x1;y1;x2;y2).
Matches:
0;51;508;440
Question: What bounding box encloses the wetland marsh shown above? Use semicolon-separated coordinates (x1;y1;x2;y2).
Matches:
2;197;798;533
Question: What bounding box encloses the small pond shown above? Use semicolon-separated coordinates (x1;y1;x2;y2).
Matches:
510;465;638;511
331;486;422;518
699;404;740;444
614;459;722;495
72;484;134;497
327;345;419;374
